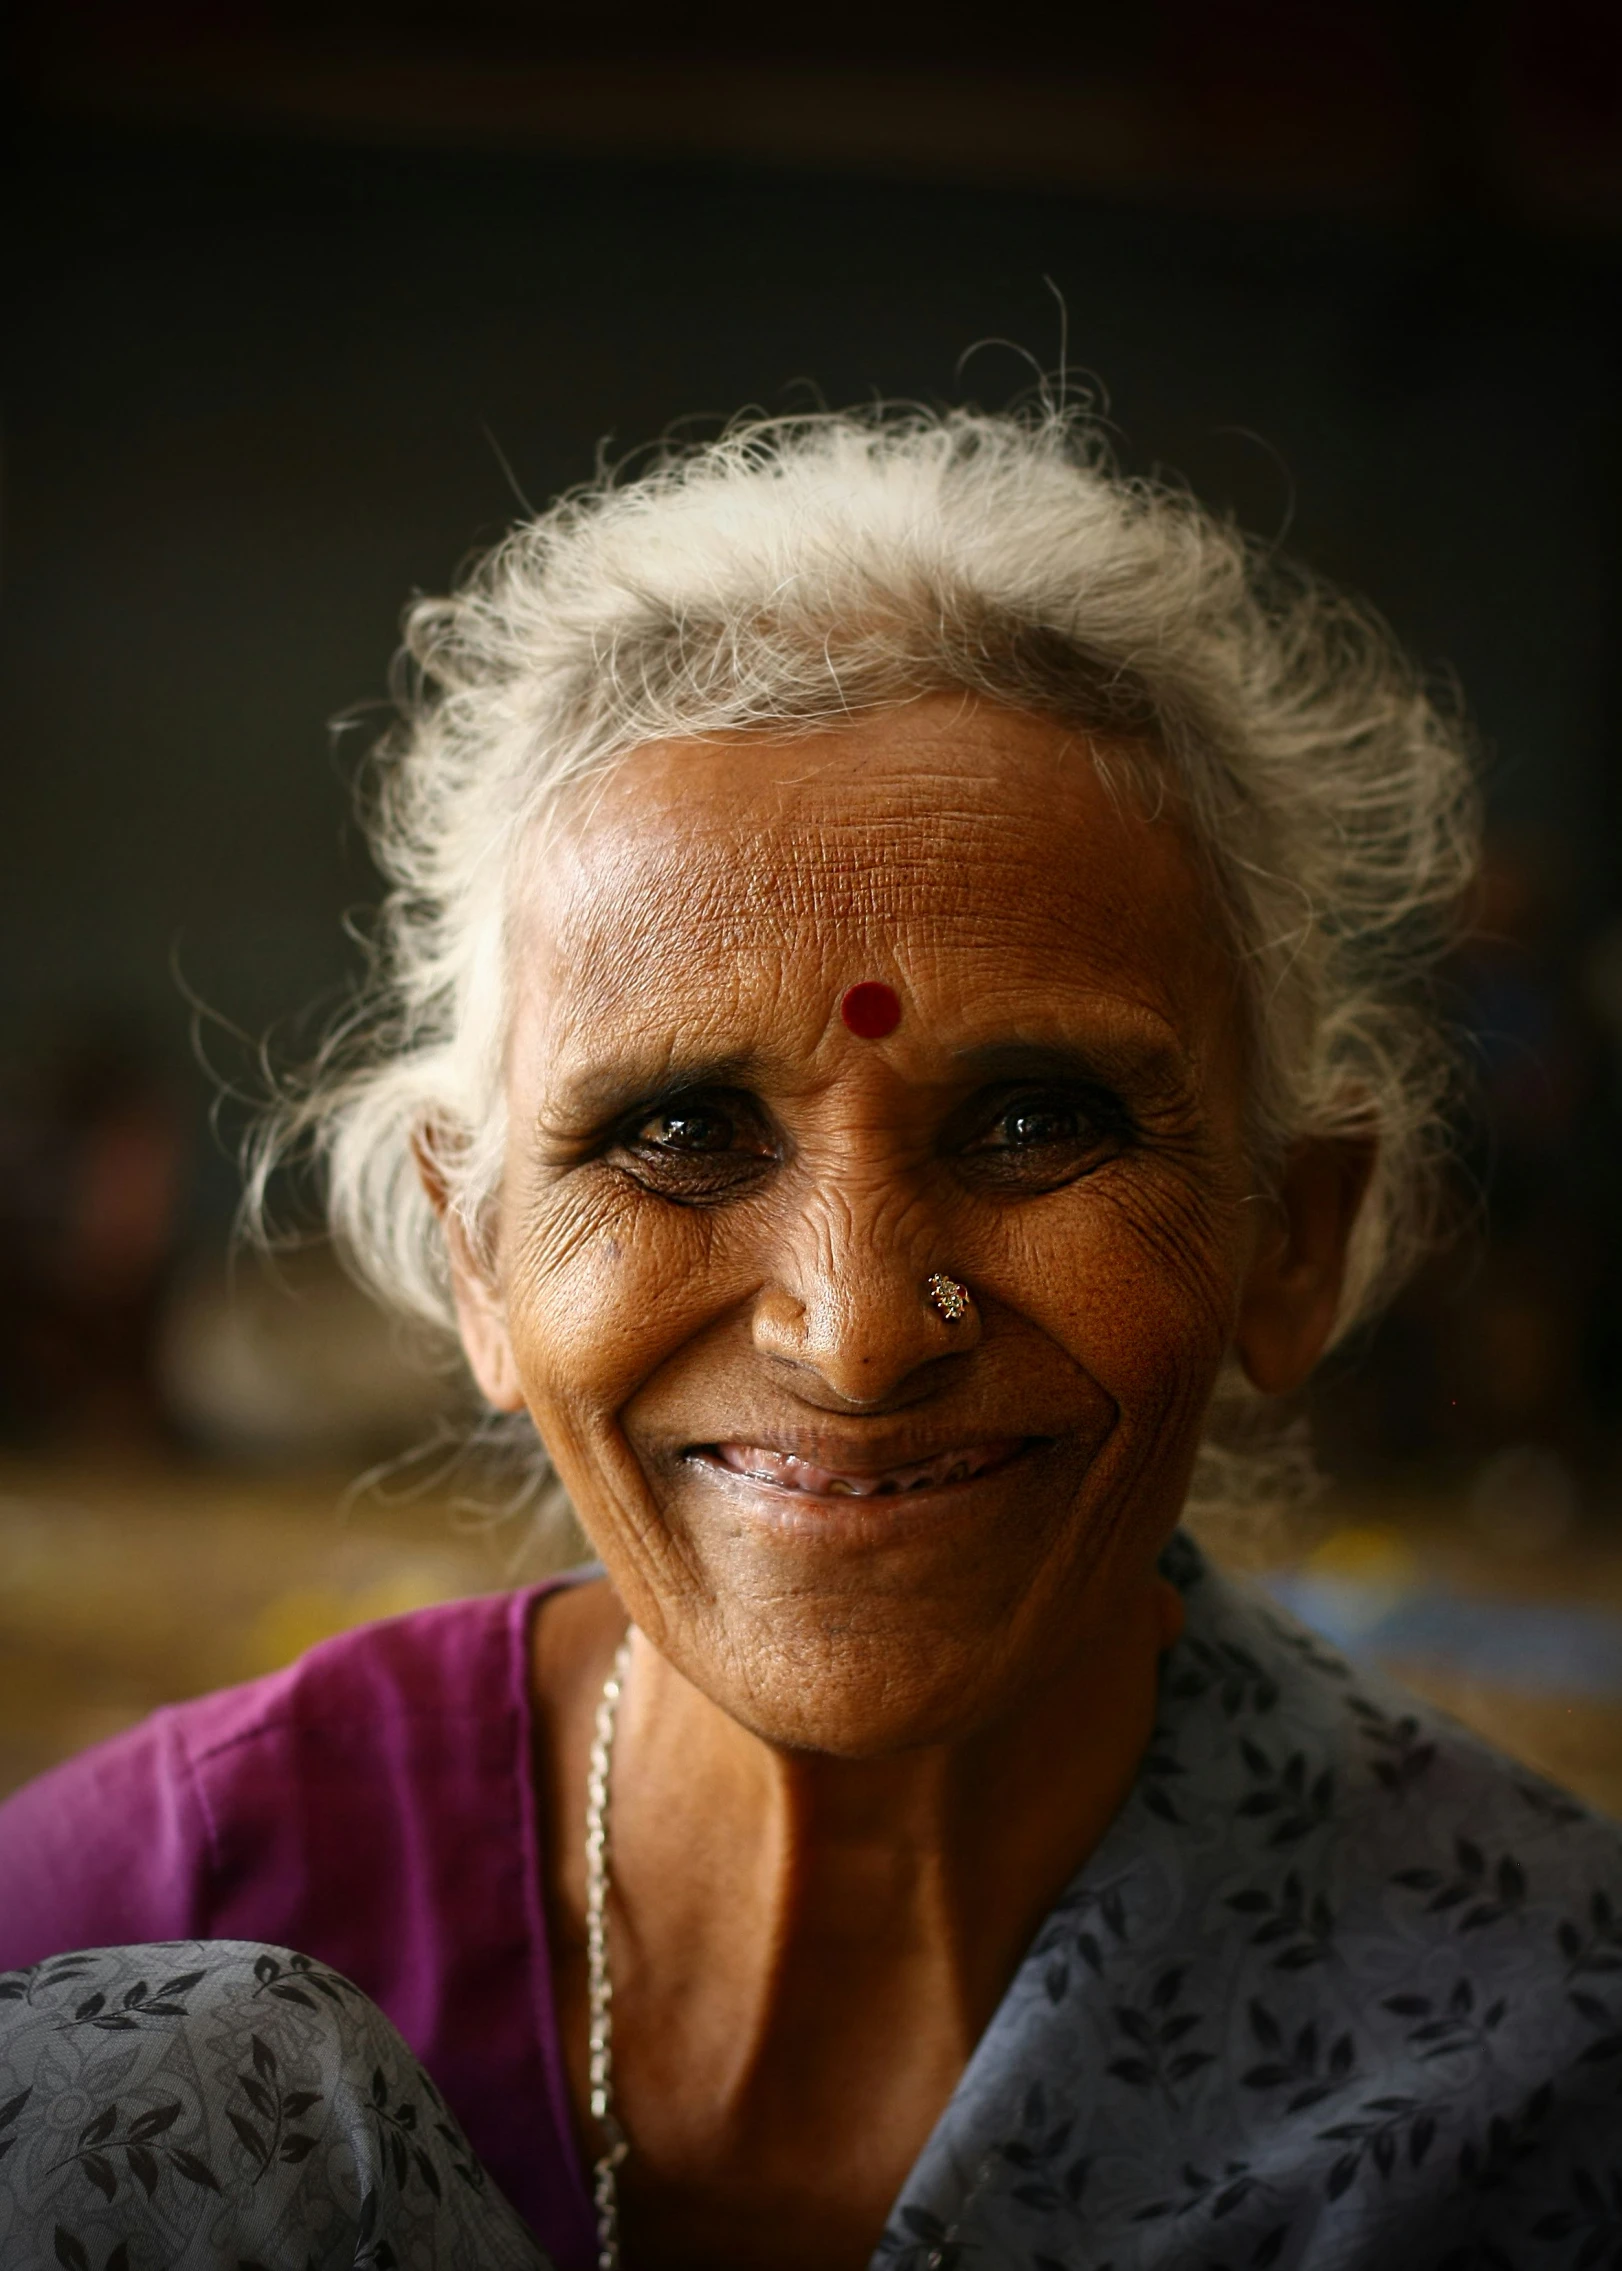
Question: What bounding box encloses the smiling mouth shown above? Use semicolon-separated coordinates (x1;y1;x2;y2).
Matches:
699;1438;1029;1499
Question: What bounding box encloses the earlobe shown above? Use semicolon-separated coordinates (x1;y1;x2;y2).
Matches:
413;1127;527;1414
446;1246;528;1412
1234;1136;1376;1397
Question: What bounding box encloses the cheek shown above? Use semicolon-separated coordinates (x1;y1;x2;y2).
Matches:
987;1166;1245;1416
499;1175;735;1441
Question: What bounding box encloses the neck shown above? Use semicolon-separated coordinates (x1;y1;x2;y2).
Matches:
616;1582;1170;2046
543;1567;1175;2067
533;1566;1180;2266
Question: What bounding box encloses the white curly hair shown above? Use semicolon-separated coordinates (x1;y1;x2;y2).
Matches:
247;403;1480;1537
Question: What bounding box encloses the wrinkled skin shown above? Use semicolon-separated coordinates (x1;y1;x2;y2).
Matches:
432;696;1368;2269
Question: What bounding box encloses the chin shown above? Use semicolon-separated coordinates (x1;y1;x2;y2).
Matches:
705;1628;1030;1759
639;1451;1141;1756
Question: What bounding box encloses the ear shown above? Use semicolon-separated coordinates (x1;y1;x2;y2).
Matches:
413;1128;527;1413
1234;1135;1376;1396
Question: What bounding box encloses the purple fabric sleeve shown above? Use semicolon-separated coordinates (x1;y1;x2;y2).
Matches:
0;1584;597;2271
0;1705;212;1956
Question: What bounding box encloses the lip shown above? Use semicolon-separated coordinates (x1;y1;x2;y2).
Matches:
688;1435;1037;1502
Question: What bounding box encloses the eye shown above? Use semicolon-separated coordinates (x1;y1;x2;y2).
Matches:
634;1107;736;1153
610;1090;778;1203
955;1083;1129;1192
981;1101;1089;1150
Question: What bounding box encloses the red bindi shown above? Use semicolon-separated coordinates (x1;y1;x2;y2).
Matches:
840;981;902;1039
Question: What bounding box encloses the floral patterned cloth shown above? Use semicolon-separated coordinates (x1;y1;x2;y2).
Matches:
2;1538;1619;2268
0;1941;550;2269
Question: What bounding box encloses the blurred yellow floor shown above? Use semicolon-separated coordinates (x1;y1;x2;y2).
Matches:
1;1458;1619;1818
1271;1502;1622;1819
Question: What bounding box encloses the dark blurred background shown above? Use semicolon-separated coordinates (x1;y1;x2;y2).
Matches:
2;0;1621;1805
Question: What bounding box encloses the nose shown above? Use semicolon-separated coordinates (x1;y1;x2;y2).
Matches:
750;1184;981;1406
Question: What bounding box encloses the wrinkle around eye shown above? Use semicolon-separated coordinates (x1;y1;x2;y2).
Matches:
606;1128;780;1207
953;1143;1124;1200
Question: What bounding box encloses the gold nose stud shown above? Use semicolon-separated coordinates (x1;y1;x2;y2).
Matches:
926;1273;972;1323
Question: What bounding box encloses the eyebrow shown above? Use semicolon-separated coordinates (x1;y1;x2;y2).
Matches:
540;1051;767;1128
949;1032;1188;1094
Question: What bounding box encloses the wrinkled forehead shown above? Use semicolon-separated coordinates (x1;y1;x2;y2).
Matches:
513;699;1234;1043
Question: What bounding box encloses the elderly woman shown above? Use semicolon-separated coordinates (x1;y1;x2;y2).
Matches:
1;407;1617;2270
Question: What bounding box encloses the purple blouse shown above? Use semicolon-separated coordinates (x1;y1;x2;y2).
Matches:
0;1582;598;2270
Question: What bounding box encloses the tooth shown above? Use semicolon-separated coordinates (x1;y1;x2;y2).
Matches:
714;1440;1016;1498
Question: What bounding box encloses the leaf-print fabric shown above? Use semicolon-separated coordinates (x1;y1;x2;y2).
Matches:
0;1941;551;2269
875;1537;1622;2268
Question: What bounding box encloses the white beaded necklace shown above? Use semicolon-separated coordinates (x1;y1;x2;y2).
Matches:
585;1634;634;2270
